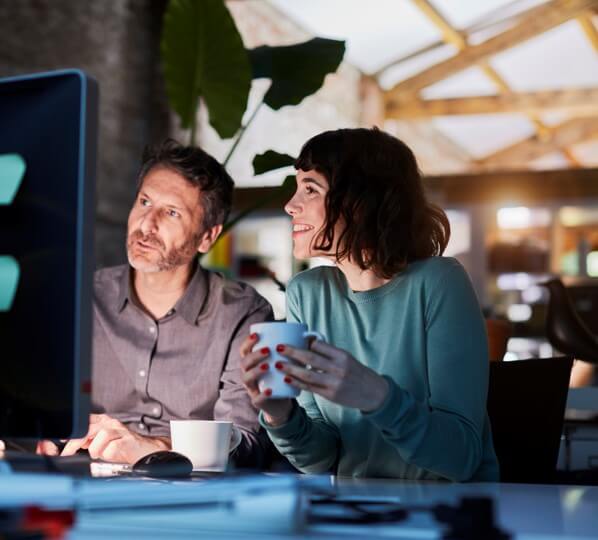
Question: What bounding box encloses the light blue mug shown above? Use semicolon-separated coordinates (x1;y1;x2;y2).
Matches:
250;322;324;398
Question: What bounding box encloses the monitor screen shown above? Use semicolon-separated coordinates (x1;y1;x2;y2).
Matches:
0;69;97;439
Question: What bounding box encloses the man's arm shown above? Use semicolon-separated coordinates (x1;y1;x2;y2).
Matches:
38;414;170;464
213;296;274;469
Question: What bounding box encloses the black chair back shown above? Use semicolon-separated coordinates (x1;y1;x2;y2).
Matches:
487;356;572;483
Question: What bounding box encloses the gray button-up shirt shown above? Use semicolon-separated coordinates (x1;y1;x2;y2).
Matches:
92;263;273;466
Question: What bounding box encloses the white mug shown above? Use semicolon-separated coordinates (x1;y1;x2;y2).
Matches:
170;420;232;471
250;321;324;399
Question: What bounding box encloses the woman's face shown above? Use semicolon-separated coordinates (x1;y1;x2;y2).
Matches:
284;168;338;260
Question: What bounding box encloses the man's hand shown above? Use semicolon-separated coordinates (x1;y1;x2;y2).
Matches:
42;414;170;464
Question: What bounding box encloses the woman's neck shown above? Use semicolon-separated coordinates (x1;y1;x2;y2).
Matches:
336;260;391;292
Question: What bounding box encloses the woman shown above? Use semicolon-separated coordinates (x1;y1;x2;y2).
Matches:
240;128;499;481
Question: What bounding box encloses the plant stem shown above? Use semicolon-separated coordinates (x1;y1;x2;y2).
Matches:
223;99;264;167
189;98;198;147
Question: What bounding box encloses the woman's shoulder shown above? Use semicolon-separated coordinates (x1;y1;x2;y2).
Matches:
408;256;463;279
287;265;339;294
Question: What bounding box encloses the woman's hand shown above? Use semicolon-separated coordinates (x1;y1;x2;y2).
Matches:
275;340;389;412
239;334;294;426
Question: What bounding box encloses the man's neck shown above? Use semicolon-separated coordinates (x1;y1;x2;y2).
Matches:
132;263;195;320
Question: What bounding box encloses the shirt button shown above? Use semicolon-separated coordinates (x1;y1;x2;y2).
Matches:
152;406;160;415
139;369;146;377
149;326;156;334
138;423;146;430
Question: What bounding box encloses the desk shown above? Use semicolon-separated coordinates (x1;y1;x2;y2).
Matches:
1;470;598;539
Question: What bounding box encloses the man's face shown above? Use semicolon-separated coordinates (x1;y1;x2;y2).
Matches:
126;166;219;273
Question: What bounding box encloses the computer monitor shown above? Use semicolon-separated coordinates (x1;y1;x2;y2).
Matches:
0;69;97;439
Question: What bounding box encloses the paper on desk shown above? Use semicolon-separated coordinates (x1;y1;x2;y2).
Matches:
72;475;306;535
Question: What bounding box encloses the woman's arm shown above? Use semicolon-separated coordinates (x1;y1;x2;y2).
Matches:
261;390;340;474
363;263;490;481
261;286;340;474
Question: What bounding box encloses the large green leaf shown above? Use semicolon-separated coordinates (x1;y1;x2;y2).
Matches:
248;38;345;110
222;175;295;236
160;0;251;139
252;150;295;175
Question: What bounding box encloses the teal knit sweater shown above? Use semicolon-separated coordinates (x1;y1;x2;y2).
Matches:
261;257;499;481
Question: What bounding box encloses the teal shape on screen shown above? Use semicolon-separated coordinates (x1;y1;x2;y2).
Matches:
0;256;20;311
0;153;26;205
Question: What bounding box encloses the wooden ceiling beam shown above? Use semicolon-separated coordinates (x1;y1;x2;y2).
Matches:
386;0;598;102
232;168;598;211
577;12;598;50
386;88;598;118
476;117;598;168
425;167;598;205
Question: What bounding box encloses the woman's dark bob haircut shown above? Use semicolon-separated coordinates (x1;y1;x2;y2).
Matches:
295;127;450;279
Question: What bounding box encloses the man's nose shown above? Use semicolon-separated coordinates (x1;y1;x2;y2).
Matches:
139;208;159;235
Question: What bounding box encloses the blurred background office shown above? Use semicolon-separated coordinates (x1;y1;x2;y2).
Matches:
1;0;597;362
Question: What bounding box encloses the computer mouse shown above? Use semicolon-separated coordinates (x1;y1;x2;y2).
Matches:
131;450;193;478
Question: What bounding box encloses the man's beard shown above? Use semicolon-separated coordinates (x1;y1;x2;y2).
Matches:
126;229;202;272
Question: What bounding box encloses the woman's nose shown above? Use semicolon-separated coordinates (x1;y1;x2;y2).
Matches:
284;193;301;216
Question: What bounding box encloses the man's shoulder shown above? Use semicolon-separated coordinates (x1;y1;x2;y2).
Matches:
94;264;128;296
204;269;272;314
95;264;128;284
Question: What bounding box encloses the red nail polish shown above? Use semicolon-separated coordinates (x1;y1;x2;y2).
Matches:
284;376;292;384
260;347;270;355
264;388;272;397
250;333;258;341
276;344;285;353
260;363;269;371
274;361;284;370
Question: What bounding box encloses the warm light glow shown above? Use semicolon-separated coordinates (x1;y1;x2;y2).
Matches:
507;304;532;322
497;206;551;229
521;285;543;303
444;210;471;256
559;206;598;227
539;343;554;358
497;273;534;291
497;206;530;229
560;206;585;227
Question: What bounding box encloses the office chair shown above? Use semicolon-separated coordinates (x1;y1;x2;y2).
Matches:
542;279;598;364
487;356;573;483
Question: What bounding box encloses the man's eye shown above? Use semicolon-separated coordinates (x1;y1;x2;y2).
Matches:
168;209;180;218
140;198;151;207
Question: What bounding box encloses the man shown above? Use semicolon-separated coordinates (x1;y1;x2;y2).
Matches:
39;139;273;466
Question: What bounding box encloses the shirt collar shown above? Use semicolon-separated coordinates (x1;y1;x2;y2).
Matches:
172;262;208;326
116;262;208;326
116;266;132;312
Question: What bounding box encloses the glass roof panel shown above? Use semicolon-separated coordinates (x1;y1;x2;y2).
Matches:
490;20;598;90
269;0;442;74
431;114;536;158
431;0;549;31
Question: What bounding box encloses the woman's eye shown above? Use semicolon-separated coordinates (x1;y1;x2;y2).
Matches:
168;209;180;218
140;198;150;207
305;186;316;195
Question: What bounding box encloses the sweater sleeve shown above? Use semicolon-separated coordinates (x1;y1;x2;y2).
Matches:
362;262;490;481
260;278;340;473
